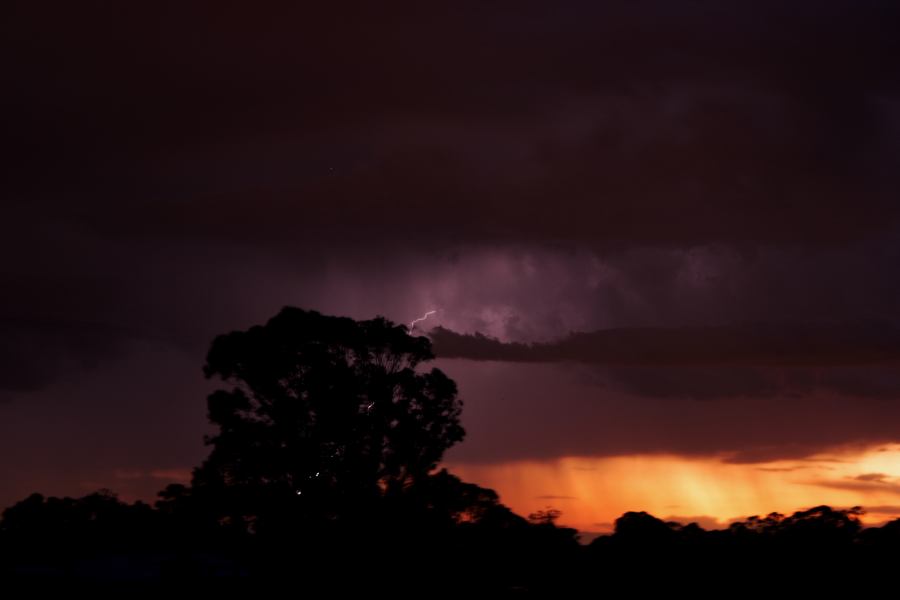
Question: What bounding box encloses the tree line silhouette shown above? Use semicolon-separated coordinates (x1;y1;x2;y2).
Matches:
2;308;899;593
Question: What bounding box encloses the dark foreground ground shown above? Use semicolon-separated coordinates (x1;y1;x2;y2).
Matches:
3;497;898;596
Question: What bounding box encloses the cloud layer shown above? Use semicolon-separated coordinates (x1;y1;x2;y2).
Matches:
2;1;900;506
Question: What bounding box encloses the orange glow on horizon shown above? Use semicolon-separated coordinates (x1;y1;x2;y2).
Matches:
446;445;900;535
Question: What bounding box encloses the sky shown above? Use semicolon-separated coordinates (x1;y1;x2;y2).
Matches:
3;1;900;533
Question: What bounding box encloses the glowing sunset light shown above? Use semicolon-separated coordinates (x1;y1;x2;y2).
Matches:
448;445;900;534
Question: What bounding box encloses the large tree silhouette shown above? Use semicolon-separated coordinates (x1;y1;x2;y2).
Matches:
190;307;465;533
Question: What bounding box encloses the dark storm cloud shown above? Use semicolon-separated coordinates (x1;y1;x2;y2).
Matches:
429;312;900;400
602;366;780;400
429;323;900;367
0;318;134;395
3;0;900;501
430;323;900;400
3;1;899;249
0;213;326;395
440;358;900;465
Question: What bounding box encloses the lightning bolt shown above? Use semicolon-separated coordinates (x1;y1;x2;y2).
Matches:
408;309;437;335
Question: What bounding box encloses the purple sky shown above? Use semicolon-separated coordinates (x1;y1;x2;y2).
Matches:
3;1;900;511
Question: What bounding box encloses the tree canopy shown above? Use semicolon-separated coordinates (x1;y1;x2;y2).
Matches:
191;307;465;532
